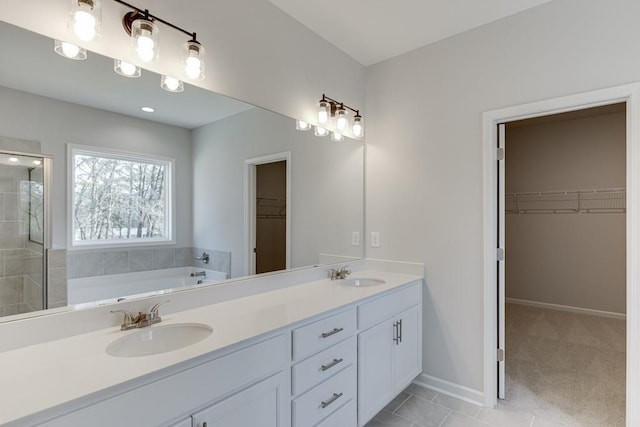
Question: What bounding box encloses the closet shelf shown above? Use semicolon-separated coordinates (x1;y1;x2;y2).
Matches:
256;196;286;219
506;188;625;214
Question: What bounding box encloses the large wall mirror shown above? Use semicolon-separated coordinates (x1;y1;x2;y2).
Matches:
0;21;364;321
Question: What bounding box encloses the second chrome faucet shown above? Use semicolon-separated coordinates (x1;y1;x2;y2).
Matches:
111;300;169;331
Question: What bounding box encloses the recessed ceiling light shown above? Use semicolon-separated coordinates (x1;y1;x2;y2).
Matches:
141;106;155;113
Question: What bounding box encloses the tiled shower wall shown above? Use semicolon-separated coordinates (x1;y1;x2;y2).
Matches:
67;247;231;279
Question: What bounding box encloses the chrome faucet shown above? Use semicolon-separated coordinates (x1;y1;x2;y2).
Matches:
329;266;351;280
111;301;169;331
190;270;206;277
194;252;210;264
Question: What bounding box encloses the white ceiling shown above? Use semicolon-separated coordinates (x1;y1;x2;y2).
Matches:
267;0;554;66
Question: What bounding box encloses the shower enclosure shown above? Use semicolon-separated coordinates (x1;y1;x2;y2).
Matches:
0;151;51;317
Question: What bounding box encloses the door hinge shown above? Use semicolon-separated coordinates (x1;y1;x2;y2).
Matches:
496;247;504;261
496;147;505;161
497;348;505;362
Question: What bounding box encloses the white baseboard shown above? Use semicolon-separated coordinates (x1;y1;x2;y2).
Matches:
364;258;425;276
413;373;484;407
506;298;626;320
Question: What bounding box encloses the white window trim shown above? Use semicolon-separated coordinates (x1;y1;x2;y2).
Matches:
67;143;176;250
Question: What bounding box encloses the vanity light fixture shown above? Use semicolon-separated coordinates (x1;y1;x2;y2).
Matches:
54;40;88;60
296;120;312;131
114;59;141;77
331;131;344;142
68;0;102;42
313;94;364;138
314;126;328;137
161;75;184;93
115;0;206;79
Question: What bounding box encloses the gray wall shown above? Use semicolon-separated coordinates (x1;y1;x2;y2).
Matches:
0;85;193;250
192;107;364;278
365;0;640;393
505;110;626;314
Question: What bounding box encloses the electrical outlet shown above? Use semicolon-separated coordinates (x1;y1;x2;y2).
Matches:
371;232;380;248
352;231;360;246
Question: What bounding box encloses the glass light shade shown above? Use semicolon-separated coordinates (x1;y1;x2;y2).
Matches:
54;40;87;60
296;120;311;131
314;126;328;137
131;18;158;63
336;108;348;131
114;59;141;78
331;131;344;142
352;116;364;137
183;41;206;80
69;0;101;42
161;75;184;93
318;101;329;124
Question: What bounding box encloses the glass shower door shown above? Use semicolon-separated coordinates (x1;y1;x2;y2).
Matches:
0;152;50;317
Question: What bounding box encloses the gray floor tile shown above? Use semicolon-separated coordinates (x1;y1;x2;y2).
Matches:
441;412;492;427
394;396;450;427
476;403;532;427
385;392;411;412
432;394;481;417
365;410;414;427
403;383;437;402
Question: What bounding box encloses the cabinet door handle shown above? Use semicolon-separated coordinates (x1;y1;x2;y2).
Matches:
321;327;344;338
399;319;403;343
393;321;399;345
320;358;344;372
320;392;343;409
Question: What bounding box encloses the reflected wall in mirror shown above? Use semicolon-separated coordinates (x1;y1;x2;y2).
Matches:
0;22;364;321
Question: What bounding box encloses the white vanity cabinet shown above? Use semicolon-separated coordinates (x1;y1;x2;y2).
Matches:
356;282;422;426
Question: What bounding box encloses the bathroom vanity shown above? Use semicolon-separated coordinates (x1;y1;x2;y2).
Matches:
0;270;422;427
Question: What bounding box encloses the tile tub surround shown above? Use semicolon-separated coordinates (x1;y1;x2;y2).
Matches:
0;269;422;425
67;247;231;279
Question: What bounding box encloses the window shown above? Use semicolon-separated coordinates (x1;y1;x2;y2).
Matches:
69;145;173;247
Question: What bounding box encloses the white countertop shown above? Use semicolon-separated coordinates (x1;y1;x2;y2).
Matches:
0;270;421;426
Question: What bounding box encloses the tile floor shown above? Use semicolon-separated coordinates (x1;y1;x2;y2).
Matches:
366;304;626;427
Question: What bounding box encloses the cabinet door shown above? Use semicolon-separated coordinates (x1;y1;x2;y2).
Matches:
357;320;394;426
192;372;286;427
394;305;422;392
171;419;192;427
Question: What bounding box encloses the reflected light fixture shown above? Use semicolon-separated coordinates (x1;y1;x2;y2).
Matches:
296;120;311;131
314;126;328;137
318;100;329;125
33;160;42;166
352;114;363;137
54;40;87;60
8;157;19;163
331;131;344;142
69;0;101;42
114;59;141;78
161;75;184;93
335;106;347;131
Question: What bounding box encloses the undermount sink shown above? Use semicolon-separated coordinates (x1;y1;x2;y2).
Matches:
106;323;213;358
340;278;386;287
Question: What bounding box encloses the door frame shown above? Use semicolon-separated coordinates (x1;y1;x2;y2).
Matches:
243;151;292;276
482;83;640;427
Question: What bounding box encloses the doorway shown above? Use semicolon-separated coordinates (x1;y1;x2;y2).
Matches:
482;83;640;426
498;104;626;425
244;152;291;275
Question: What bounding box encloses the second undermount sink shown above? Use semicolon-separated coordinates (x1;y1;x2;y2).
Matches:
106;323;213;358
340;278;386;287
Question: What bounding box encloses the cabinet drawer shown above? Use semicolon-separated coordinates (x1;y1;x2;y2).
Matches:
358;281;421;330
315;399;356;427
292;308;356;360
292;336;356;396
292;364;356;427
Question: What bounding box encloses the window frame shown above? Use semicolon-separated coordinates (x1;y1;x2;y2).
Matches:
67;144;175;250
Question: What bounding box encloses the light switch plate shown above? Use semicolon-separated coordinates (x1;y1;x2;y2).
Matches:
352;231;360;246
371;232;380;248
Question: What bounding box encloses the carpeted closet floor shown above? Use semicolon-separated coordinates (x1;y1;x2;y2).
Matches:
503;303;626;426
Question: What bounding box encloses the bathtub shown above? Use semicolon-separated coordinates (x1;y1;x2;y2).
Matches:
68;267;229;305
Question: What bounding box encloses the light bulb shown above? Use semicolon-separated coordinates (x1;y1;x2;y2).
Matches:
183;41;205;80
352;116;363;137
161;75;184;93
318;101;329;124
119;61;136;76
131;19;158;63
331;131;344;142
136;33;155;62
315;126;328;137
336;108;347;131
185;56;202;79
114;59;141;78
73;10;96;41
296;120;311;131
62;42;80;58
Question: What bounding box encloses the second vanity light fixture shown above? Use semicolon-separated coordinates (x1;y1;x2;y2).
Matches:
55;0;205;93
296;94;364;140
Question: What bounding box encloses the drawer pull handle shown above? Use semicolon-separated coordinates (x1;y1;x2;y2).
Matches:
393;321;399;345
321;358;344;372
321;327;344;338
320;392;343;409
